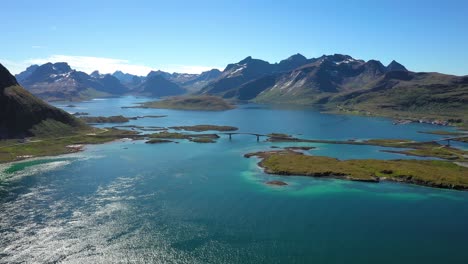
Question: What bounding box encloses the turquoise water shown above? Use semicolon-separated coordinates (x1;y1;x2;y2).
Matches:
1;96;467;263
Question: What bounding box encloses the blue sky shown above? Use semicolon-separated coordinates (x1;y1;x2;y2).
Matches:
1;0;467;75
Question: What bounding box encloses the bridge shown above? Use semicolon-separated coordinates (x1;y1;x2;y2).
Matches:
432;135;468;146
221;132;269;142
221;132;468;145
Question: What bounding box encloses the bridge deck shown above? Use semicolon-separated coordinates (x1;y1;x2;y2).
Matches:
221;132;268;137
432;135;468;142
221;132;269;141
430;135;468;146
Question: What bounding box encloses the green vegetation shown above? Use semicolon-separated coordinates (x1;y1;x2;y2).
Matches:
128;115;167;120
266;136;356;145
78;114;166;124
145;139;173;144
189;137;216;143
325;79;468;129
170;125;238;132
136;95;235;111
418;130;468;143
361;139;467;160
0;128;140;163
190;134;220;139
1;83;86;138
72;112;89;116
113;125;166;131
330;105;468;130
266;136;468;161
80;115;130;124
149;131;219;143
267;133;291;138
284;146;315;151
361;138;416;146
150;131;188;139
382;147;467;161
246;150;468;190
28;119;87;138
418;130;466;136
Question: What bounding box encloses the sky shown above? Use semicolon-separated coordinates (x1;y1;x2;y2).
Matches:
1;0;468;76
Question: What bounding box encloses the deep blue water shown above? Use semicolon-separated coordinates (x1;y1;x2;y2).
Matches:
1;96;467;263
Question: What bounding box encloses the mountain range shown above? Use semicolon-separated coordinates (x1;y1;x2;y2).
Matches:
15;63;222;101
12;53;468;121
200;54;409;100
197;54;467;120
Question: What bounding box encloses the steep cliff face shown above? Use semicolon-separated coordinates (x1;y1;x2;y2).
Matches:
0;63;85;139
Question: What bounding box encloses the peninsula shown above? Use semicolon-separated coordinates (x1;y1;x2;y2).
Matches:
133;95;235;111
245;149;468;190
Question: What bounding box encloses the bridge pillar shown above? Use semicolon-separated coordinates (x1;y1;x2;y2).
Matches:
257;135;260;142
229;134;232;140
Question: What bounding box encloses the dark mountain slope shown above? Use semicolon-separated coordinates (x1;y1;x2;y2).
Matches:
112;71;143;90
0;63;86;139
200;56;276;95
327;71;468;119
386;60;408;72
15;64;39;82
254;55;385;102
182;69;222;92
201;54;376;100
138;74;186;97
275;53;310;72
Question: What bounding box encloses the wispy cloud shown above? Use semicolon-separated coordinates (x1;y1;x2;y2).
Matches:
0;59;30;75
20;55;220;76
163;65;220;74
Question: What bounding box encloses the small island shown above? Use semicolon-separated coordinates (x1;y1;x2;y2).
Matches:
148;131;220;143
169;125;238;132
418;130;468;143
266;180;288;186
133;95;236;111
80;115;166;124
285;146;315;151
145;139;173;144
80;115;130;124
266;135;468;161
245;149;468;190
189;137;216;143
72;112;89;116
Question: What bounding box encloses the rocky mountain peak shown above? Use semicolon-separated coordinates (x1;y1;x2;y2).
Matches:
90;70;101;78
386;60;408;72
286;53;307;61
239;56;253;64
0;63;19;88
51;62;72;73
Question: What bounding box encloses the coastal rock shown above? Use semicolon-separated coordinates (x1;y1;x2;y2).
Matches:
285;146;315;151
266;180;288;186
145;139;173;144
